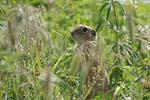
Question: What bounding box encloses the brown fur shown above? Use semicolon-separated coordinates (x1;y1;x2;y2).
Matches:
71;25;110;99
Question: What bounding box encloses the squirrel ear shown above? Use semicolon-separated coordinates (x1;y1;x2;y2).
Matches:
92;30;96;36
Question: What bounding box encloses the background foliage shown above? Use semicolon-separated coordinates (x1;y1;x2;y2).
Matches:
0;0;150;100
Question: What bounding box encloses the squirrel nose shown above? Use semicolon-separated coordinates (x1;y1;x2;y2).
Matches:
70;30;75;36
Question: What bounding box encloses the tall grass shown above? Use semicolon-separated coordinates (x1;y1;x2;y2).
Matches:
0;0;150;100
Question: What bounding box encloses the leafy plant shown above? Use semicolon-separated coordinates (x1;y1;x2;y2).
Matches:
0;0;150;100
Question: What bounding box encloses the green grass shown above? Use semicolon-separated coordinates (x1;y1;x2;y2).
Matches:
0;0;150;100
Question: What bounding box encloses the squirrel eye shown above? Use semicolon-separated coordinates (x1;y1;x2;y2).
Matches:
82;27;88;32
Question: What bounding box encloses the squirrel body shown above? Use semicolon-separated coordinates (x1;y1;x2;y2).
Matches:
71;25;110;99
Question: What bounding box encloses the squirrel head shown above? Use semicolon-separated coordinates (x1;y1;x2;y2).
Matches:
71;25;96;44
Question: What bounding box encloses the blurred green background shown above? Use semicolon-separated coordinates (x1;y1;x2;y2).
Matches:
0;0;150;100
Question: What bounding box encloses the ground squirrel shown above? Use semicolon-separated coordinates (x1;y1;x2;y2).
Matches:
71;25;110;99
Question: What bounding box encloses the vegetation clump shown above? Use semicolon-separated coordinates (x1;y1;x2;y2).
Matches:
0;0;150;100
